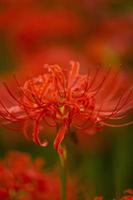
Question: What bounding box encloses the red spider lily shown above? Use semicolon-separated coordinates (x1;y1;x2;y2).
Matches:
86;15;133;66
0;62;132;154
120;189;133;200
94;197;103;200
0;151;73;200
0;8;85;57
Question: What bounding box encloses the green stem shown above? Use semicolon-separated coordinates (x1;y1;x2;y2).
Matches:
59;147;67;200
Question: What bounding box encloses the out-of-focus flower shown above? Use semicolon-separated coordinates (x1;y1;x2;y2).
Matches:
0;151;73;200
120;189;133;200
86;16;133;66
94;197;103;200
0;8;85;57
77;0;108;11
17;46;87;76
0;62;132;154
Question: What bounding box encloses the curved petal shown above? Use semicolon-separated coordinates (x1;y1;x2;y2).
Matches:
54;124;68;154
32;114;48;147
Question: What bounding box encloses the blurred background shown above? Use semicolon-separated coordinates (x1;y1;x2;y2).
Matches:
0;0;133;199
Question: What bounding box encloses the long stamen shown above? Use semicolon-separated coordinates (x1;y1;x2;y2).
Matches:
40;77;51;101
13;74;38;106
68;61;80;88
103;70;120;101
0;98;20;121
96;88;132;130
78;70;90;98
0;123;22;132
29;80;42;106
3;82;35;110
87;67;101;91
92;67;111;96
101;120;133;128
107;89;132;119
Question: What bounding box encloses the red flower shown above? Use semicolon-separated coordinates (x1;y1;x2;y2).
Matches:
0;8;85;57
0;151;73;200
0;62;132;154
119;189;133;200
94;197;103;200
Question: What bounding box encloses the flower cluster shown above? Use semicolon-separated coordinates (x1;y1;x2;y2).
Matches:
0;151;73;200
0;62;132;154
120;189;133;200
94;189;133;200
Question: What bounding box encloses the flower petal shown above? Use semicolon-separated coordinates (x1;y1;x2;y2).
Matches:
54;124;67;154
32;114;48;147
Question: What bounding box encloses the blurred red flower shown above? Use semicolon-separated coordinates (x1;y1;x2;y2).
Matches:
0;62;132;154
120;189;133;200
0;151;73;200
94;197;103;200
86;15;133;65
0;8;85;57
17;46;87;76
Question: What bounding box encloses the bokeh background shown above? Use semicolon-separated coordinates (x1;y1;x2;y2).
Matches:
0;0;133;199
